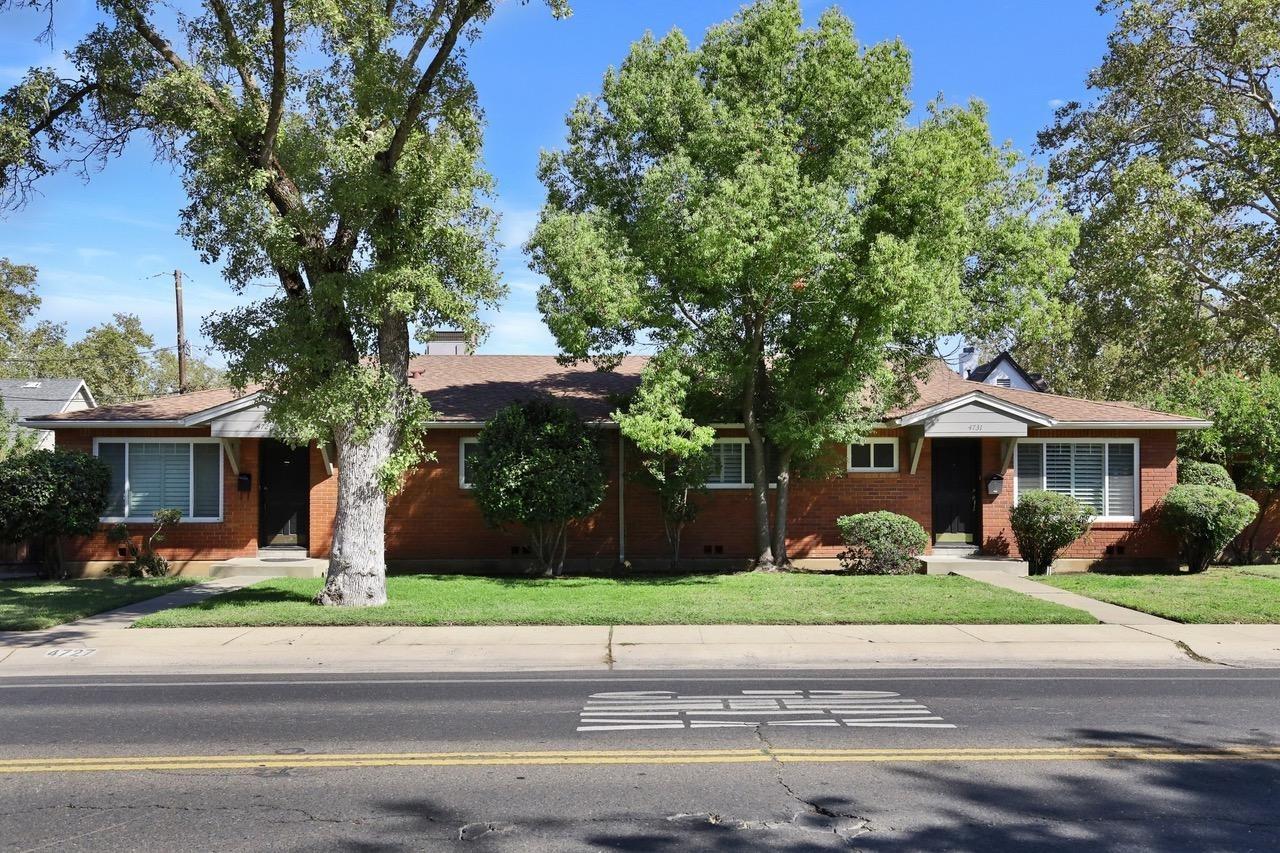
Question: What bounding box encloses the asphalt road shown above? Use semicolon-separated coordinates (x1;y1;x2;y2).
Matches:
2;668;1279;851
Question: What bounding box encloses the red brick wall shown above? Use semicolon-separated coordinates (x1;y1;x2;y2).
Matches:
375;428;623;562
56;427;259;562
54;424;1189;566
980;429;1179;562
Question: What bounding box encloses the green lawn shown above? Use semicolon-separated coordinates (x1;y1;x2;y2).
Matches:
134;572;1095;627
1038;568;1280;624
0;577;198;631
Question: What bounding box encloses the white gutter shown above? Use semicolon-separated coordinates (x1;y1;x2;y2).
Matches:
1045;420;1213;430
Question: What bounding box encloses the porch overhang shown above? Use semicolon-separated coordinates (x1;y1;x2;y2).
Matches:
895;391;1055;438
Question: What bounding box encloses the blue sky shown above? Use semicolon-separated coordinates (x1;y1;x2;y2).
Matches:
0;0;1113;364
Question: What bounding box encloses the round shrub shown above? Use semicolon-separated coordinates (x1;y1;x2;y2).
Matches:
471;399;607;576
0;449;110;577
1178;459;1235;491
835;511;929;575
1160;484;1258;573
1009;490;1092;576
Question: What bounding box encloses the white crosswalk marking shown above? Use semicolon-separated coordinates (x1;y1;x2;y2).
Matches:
577;689;956;731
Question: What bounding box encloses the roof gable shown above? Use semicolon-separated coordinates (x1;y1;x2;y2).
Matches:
0;378;93;420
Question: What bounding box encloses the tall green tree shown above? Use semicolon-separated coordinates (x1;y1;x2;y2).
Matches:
144;348;225;396
529;0;1073;568
615;355;715;569
1149;370;1280;562
1037;0;1280;399
2;0;568;606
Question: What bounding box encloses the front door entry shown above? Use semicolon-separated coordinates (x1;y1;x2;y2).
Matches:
259;439;310;548
931;438;981;545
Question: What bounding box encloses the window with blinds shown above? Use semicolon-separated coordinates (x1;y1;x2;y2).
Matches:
1014;440;1138;520
95;440;224;522
706;440;749;486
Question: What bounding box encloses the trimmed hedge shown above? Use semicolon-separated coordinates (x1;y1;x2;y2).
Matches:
1178;459;1236;491
1160;484;1258;573
836;511;929;575
1009;490;1092;576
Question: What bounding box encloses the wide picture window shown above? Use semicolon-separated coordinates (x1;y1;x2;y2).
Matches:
95;440;223;522
1015;440;1136;520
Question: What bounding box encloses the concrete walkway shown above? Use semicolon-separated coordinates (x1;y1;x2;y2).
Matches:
950;569;1177;625
4;619;1280;675
59;576;262;629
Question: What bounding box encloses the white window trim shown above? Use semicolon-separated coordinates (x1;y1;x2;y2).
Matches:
847;437;900;473
1013;437;1140;522
706;437;752;489
92;437;225;523
459;437;479;489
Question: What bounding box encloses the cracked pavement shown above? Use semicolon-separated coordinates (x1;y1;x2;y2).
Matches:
2;668;1280;851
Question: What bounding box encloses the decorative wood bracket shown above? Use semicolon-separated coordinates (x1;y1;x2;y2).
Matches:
319;441;336;477
908;427;925;475
219;438;241;475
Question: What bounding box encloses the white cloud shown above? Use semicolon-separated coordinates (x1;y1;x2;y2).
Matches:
507;279;541;294
496;206;540;256
1048;98;1066;109
479;310;557;354
75;247;117;263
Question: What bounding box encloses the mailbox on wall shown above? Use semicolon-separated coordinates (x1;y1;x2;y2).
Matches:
237;473;252;493
986;474;1004;496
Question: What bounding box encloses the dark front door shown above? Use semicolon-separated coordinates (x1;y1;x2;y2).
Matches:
931;438;981;545
259;439;310;547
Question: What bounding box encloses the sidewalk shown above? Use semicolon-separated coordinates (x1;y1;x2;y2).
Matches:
3;620;1279;676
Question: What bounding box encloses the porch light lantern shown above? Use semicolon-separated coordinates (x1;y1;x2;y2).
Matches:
985;474;1004;496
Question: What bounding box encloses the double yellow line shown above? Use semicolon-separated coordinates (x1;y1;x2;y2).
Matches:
3;746;1280;774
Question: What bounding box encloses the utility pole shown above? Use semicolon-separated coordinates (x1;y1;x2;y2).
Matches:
174;269;188;394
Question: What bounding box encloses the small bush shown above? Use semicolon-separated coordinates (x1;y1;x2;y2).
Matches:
1010;490;1092;576
106;508;182;577
1160;484;1258;573
836;511;928;575
1178;460;1236;491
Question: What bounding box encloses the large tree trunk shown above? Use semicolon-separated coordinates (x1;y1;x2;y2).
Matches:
315;420;393;606
741;324;775;571
771;448;793;569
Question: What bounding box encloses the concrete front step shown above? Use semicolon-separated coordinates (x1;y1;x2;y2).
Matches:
920;554;1029;576
208;557;329;578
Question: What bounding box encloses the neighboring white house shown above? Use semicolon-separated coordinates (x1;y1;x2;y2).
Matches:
0;378;96;450
957;347;1048;393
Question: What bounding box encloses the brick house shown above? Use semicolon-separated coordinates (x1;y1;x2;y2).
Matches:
23;355;1211;576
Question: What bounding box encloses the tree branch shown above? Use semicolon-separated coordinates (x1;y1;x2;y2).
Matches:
382;0;478;172
259;0;286;168
207;0;264;105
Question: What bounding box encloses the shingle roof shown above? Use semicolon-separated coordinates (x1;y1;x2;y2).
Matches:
29;357;648;424
0;378;91;420
888;361;1203;425
26;355;1204;428
406;355;647;421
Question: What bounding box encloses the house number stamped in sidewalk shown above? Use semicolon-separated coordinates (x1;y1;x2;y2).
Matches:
44;648;96;658
577;690;956;732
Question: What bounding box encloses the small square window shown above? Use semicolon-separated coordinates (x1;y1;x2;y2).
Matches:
873;442;895;469
849;443;871;469
848;438;898;473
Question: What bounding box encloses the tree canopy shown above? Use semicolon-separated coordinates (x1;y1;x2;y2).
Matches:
529;0;1074;567
1036;0;1280;399
0;258;221;403
1;0;569;606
